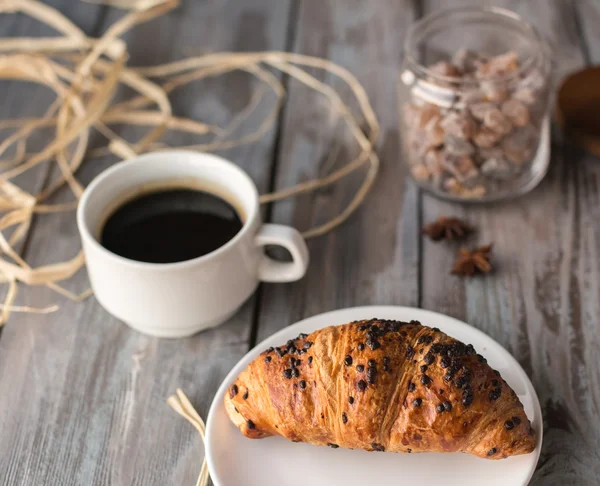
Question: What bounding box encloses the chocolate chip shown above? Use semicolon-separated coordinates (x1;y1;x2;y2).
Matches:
408;382;416;392
420;374;431;386
440;357;450;368
383;357;390;364
358;343;365;351
431;343;443;354
276;348;286;358
367;339;381;350
489;389;500;401
291;368;300;378
308;356;313;364
266;347;274;353
342;413;348;424
357;380;367;391
348;396;354;404
247;420;256;430
407;448;412;453
283;369;292;379
356;364;365;372
417;335;426;344
264;356;272;363
367;367;377;384
423;353;434;365
299;333;308;339
406;345;415;358
504;420;514;430
443;401;452;411
512;416;521;425
412;398;422;407
243;390;249;400
368;359;376;368
344;355;353;366
420;365;428;373
462;389;474;407
463;421;468;428
492;379;500;387
299;380;306;389
371;443;385;452
328;443;339;449
303;341;313;350
432;327;440;332
455;376;468;389
494;370;501;376
383;365;390;372
487;448;497;456
230;385;238;397
436;404;445;413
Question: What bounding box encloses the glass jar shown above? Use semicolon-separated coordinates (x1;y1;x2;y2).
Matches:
398;7;552;202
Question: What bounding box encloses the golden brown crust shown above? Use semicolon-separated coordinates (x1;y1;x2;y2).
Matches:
224;319;536;459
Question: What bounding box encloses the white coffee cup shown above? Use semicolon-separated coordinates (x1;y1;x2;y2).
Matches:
77;151;309;338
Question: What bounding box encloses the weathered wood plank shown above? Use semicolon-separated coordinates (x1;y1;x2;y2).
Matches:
255;0;420;343
0;1;292;485
420;1;600;484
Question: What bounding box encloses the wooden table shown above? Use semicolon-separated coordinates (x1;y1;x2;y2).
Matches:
0;1;599;484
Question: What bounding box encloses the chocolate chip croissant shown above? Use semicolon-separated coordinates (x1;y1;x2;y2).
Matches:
224;319;536;459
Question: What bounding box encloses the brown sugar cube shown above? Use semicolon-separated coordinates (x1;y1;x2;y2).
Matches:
403;103;441;131
501;99;530;127
441;111;475;140
423;116;445;148
460;89;486;106
476;51;519;78
513;87;537;105
461;185;487;198
480;155;514;179
469;102;498;121
441;153;479;182
444;135;475;156
502;126;537;165
481;81;510;103
483;108;513;135
443;177;462;194
473;126;503;149
443;178;486;198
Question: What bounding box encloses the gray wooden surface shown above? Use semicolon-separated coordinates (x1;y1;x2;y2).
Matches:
0;1;598;485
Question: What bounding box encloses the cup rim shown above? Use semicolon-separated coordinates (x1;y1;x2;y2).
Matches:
76;150;259;271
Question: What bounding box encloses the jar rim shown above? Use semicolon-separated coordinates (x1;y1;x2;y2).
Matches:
403;6;547;86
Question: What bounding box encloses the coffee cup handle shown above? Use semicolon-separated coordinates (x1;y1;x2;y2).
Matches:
255;224;309;282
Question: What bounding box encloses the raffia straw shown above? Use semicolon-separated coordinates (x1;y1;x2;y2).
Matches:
168;389;209;486
0;0;380;322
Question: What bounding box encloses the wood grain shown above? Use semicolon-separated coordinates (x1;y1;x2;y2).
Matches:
255;0;420;343
0;1;599;485
0;1;293;485
419;1;600;484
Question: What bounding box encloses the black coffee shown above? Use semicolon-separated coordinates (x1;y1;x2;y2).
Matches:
101;188;243;264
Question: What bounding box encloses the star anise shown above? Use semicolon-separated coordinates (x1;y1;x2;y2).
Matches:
421;216;473;242
452;244;493;277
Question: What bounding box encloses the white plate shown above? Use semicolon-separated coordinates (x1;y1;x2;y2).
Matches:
206;306;543;486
